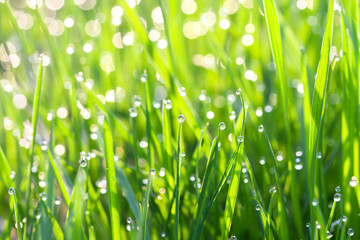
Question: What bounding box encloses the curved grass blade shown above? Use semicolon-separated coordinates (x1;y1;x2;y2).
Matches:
188;137;218;240
114;164;141;221
0;147;11;188
308;0;334;235
65;169;86;240
47;148;72;206
260;127;288;239
139;171;154;240
104;116;122;240
175;121;183;240
221;91;246;239
40;201;64;240
25;58;44;216
262;0;302;236
9;188;22;240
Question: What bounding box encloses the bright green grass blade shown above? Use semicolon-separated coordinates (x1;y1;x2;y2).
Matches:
104;116;121;240
162;100;175;184
64;169;86;240
188;137;218;240
143;76;154;168
89;226;96;240
221;92;246;239
260;127;288;239
47;148;71;206
140;171;154;240
9;188;22;240
0;147;11;188
175;121;183;240
221;144;243;239
325;200;336;232
114;164;140;221
25;58;44;215
262;0;301;236
308;0;334;235
40;200;64;240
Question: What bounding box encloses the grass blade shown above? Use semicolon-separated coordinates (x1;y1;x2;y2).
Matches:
25;58;44;216
9;188;22;240
40;201;64;240
175;120;183;240
308;0;334;235
188;137;219;240
104;116;122;240
64;169;86;240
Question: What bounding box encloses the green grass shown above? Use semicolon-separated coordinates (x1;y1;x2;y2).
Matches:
1;0;360;239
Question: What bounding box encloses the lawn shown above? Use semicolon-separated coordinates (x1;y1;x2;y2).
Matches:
0;0;359;239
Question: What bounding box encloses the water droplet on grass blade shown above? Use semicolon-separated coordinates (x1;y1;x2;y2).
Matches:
161;232;166;237
151;169;156;175
127;217;132;223
258;125;264;132
178;114;185;123
178;87;186;96
347;228;354;236
8;187;15;195
255;204;260;211
237;136;244;143
335;186;341;193
229;111;236;120
40;192;47;201
350;176;358;187
133;96;141;107
140;73;148;82
229;236;237;240
164;99;172;109
79;157;87;167
219;122;226;130
10;171;16;179
235;88;241;95
75;72;84;82
55;197;61;205
333;193;341;202
129;107;138;118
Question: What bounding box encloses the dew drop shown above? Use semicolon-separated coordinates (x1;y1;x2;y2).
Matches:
133;96;141;107
342;216;348;222
306;222;310;228
326;231;333;239
333;193;341;202
10;171;16;179
55;197;61;205
335;186;341;193
294;164;303;170
129;107;138;118
350;176;358;187
347;228;354;236
79;157;87;167
178;114;185;123
165;99;172;109
258;125;264;132
255;204;261;211
41;141;48;151
35;209;42;219
127;217;132;224
161;232;166;237
180;152;186;158
8;187;15;195
237;136;244;143
219;122;226;130
235;88;241;95
151;169;156;175
178;87;186;96
312;198;318;206
140;73;148;82
75;72;84;82
229;236;237;240
229;111;236;120
40;192;47;201
317;152;322;159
